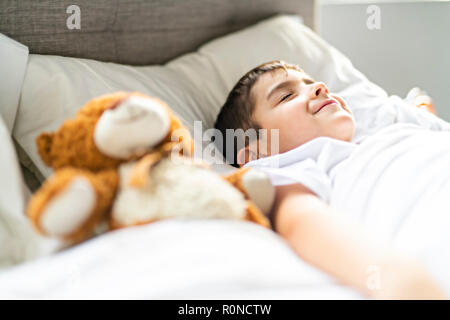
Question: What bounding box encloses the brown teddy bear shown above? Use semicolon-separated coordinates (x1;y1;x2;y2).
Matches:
27;92;275;245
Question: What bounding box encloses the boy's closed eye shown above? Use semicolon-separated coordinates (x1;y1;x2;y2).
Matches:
280;93;294;103
273;77;315;105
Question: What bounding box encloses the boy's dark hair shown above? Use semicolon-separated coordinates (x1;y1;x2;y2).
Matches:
214;60;303;167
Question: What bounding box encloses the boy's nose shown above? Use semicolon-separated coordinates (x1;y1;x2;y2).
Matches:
310;82;329;98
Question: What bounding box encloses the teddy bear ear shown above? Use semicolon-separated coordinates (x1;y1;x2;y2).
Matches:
36;132;54;167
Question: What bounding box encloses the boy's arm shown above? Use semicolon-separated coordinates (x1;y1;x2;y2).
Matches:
273;183;446;299
392;93;450;131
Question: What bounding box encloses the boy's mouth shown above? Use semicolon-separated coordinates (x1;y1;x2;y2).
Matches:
314;99;339;114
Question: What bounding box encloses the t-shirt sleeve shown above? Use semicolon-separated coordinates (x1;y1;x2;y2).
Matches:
248;158;333;204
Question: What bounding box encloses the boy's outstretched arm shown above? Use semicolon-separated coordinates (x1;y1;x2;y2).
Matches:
273;183;446;299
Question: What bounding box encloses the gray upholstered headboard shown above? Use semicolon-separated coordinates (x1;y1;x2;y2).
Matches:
0;0;317;65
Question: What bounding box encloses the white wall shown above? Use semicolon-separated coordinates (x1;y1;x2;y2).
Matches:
319;1;450;120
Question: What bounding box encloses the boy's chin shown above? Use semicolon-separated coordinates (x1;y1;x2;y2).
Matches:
330;119;355;142
336;127;355;142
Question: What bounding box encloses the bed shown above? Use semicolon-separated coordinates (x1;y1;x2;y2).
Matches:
1;0;449;299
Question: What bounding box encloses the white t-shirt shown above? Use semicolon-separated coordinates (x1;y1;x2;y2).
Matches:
244;136;355;204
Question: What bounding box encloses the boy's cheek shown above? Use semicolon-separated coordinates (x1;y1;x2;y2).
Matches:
332;94;352;114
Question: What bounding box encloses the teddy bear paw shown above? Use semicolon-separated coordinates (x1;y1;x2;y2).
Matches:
38;177;97;239
241;170;275;216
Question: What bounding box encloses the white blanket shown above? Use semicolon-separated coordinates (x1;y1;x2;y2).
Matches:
331;124;450;295
330;96;450;296
0;220;362;299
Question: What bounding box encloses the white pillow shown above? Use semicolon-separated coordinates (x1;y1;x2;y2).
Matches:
13;14;388;179
0;34;29;132
0;115;26;220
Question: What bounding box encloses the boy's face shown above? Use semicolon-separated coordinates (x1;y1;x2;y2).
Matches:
250;68;355;155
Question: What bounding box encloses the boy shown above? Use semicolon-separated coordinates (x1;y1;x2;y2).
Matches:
214;60;446;299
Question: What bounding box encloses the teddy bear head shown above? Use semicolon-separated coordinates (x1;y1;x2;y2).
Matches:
37;92;194;172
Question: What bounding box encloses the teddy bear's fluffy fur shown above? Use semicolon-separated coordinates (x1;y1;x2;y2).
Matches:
111;159;248;228
27;92;273;245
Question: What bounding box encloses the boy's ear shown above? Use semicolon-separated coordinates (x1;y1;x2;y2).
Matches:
237;145;258;167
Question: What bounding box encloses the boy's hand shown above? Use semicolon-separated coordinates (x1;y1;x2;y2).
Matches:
371;258;446;300
405;87;437;115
